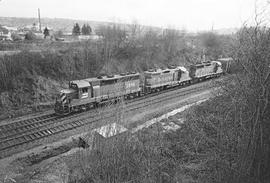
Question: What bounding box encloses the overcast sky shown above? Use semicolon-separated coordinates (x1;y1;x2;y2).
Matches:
0;0;267;31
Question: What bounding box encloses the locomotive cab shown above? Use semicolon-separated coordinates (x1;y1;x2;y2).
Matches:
69;80;92;100
55;80;97;115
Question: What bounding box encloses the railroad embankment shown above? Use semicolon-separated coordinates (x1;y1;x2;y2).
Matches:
0;98;210;183
0;44;182;120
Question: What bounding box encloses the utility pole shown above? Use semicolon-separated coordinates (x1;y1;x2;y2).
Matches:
38;8;41;32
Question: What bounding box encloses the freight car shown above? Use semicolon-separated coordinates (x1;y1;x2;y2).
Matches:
54;61;223;115
217;57;234;73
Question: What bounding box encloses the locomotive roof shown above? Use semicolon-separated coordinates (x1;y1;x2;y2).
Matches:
60;88;76;94
71;72;140;87
70;80;90;88
84;77;100;83
191;61;214;68
177;66;188;72
144;67;181;74
101;72;140;80
217;57;233;62
211;61;222;65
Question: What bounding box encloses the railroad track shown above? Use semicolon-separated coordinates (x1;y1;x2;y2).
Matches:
0;84;213;157
0;113;56;132
0;80;193;132
0;79;218;158
0;79;210;138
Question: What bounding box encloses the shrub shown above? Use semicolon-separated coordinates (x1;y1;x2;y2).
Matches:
11;33;23;41
25;31;37;40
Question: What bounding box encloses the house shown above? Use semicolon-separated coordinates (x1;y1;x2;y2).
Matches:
78;34;101;40
2;25;18;32
23;23;41;33
0;25;11;40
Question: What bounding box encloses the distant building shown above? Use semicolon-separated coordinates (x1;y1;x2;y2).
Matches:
20;23;52;32
18;23;54;40
0;25;9;34
78;34;101;40
23;23;41;33
2;25;18;32
0;25;11;40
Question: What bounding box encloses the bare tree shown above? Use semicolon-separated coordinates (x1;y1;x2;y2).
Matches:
170;5;270;183
96;24;127;73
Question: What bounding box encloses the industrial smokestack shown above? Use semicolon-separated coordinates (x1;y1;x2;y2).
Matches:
38;8;41;32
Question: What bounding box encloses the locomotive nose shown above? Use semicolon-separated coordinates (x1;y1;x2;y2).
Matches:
58;88;76;103
54;89;75;115
60;92;67;103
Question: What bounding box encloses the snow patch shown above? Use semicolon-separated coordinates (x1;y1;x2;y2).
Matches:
160;121;181;131
131;99;208;133
94;123;128;138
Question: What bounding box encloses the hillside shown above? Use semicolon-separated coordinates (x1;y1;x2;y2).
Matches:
0;17;105;32
0;20;234;118
0;17;238;35
0;17;163;34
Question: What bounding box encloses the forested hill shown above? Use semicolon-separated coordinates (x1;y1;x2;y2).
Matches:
0;17;163;33
0;17;110;32
0;17;237;35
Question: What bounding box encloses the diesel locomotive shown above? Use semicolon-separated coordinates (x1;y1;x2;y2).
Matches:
54;61;223;115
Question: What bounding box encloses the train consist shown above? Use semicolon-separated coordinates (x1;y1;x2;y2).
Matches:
54;61;223;115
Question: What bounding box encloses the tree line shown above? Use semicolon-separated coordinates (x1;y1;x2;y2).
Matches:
0;23;232;119
72;23;92;35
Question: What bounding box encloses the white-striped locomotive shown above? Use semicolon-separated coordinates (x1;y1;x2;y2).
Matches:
54;61;224;115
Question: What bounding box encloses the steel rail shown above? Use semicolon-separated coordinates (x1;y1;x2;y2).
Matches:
0;84;213;155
